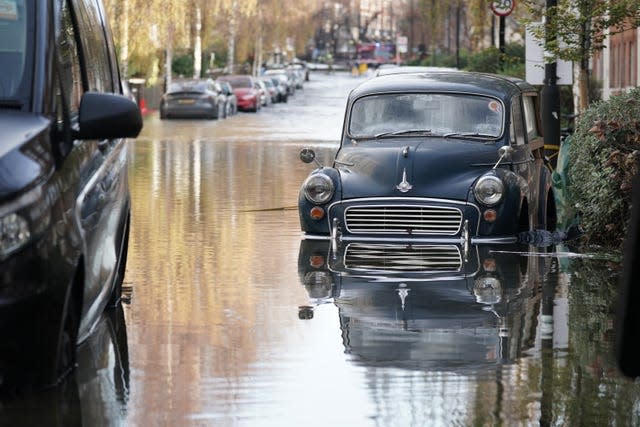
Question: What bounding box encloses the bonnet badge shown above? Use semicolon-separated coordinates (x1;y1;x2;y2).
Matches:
396;168;413;193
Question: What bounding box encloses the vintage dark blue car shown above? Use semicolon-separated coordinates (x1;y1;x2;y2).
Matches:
298;71;556;247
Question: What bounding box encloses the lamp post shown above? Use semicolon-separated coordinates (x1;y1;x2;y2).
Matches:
541;0;561;167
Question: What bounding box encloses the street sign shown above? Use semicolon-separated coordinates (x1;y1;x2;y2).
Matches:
525;25;573;85
491;0;515;17
397;36;408;54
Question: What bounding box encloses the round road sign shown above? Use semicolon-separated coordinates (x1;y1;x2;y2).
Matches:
491;0;515;17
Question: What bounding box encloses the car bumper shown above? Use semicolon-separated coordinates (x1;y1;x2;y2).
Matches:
237;97;257;110
162;105;214;118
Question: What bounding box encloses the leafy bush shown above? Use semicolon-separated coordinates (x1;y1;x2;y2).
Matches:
466;46;502;73
172;53;194;78
464;43;525;78
567;88;640;247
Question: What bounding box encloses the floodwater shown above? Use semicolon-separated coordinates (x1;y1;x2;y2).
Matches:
3;72;640;426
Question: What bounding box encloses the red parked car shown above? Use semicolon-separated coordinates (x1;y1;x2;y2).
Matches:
217;75;261;112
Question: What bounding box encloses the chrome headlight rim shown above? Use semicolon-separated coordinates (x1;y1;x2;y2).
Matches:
473;275;503;304
473;174;504;206
302;173;335;204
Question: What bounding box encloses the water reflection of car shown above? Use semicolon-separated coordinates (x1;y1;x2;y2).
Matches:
0;0;141;390
159;78;226;120
216;80;238;116
217;74;261;112
298;71;557;246
297;239;541;370
0;306;129;424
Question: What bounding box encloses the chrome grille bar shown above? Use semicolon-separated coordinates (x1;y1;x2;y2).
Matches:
344;243;462;272
345;205;462;235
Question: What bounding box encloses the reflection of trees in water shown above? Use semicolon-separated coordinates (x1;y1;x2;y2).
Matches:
560;258;640;426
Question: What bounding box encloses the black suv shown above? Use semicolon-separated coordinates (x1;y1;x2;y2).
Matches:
0;0;141;390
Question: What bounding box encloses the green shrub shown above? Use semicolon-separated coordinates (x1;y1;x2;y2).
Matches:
466;46;502;73
567;87;640;248
172;53;194;78
464;43;525;78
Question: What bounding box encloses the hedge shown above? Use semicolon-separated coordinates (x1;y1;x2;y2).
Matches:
567;87;640;248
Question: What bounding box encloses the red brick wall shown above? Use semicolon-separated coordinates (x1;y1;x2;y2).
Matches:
609;26;637;93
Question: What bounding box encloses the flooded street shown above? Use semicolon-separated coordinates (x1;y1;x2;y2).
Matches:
3;72;639;426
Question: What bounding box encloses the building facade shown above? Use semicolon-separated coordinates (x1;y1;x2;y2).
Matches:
593;25;639;99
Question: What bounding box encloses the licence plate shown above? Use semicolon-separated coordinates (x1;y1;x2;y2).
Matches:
178;99;195;105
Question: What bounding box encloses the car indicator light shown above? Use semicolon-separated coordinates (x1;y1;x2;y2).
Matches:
309;255;325;268
310;206;325;220
483;258;497;272
483;209;497;222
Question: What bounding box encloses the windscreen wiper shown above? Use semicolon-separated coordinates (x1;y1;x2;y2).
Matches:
443;132;497;140
374;129;432;138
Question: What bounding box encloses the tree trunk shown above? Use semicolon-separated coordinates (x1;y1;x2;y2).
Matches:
227;0;237;74
194;7;202;78
165;23;174;92
578;64;589;113
120;0;129;78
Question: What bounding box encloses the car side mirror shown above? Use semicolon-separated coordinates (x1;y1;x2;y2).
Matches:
77;92;143;140
300;148;316;164
493;145;514;169
498;145;514;160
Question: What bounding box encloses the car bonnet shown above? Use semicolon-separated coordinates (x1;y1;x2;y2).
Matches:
335;138;500;201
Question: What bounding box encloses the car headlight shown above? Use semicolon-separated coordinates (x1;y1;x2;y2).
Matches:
474;174;504;206
0;213;31;260
302;173;335;204
473;276;502;304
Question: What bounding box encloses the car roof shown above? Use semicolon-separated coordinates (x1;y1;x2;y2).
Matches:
374;65;460;76
350;71;536;102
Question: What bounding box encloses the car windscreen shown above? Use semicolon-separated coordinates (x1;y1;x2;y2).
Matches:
348;93;504;139
0;0;32;106
168;81;207;93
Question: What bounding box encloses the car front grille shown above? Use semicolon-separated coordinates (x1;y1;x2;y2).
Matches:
344;243;462;272
344;205;463;235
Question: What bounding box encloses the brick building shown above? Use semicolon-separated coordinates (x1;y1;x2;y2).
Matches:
592;25;639;99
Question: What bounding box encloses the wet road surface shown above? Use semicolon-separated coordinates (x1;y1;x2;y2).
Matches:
2;72;640;426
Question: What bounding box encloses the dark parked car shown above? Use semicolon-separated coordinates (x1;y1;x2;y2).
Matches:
159;78;226;120
298;71;556;245
0;0;142;390
217;74;261;112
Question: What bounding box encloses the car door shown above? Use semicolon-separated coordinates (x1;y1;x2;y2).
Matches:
67;0;130;340
509;93;544;228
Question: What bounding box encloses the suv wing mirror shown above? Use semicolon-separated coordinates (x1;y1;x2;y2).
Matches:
77;92;143;140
